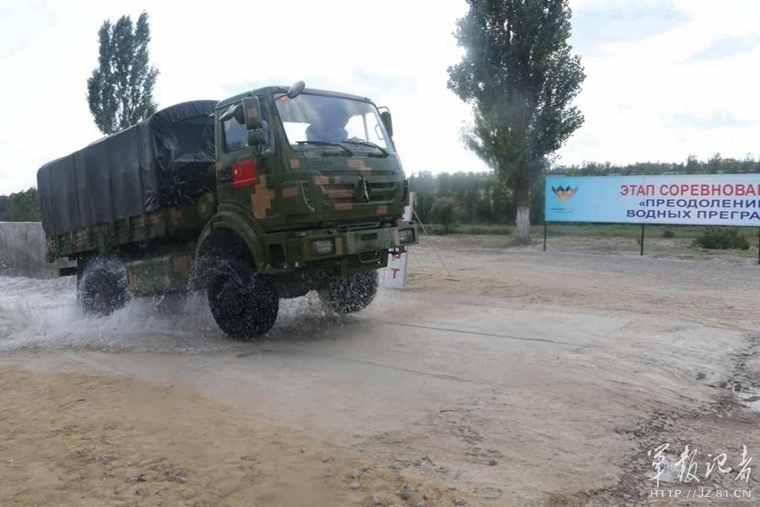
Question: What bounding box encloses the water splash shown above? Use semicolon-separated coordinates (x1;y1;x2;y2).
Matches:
0;275;391;354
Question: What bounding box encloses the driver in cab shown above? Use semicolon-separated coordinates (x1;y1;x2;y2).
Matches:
305;101;351;144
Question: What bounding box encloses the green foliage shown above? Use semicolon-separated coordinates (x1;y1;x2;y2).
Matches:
693;227;749;250
429;197;460;234
663;229;675;238
410;171;521;226
552;153;760;175
447;0;586;241
0;187;40;222
87;11;159;135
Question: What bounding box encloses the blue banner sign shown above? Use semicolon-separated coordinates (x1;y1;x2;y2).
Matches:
545;174;760;226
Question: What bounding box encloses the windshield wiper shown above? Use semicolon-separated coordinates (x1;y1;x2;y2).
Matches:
296;140;353;156
341;140;389;157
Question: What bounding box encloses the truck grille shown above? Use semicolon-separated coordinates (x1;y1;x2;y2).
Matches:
319;180;398;205
335;220;381;232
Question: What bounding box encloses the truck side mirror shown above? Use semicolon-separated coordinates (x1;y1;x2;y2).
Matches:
248;130;267;146
242;97;263;130
287;81;306;99
380;110;393;137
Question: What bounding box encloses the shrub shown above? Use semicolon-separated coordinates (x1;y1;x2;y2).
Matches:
429;197;460;234
693;227;749;250
662;229;675;238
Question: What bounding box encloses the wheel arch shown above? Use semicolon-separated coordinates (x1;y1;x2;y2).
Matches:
191;213;265;290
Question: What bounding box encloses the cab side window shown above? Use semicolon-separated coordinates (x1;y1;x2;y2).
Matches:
223;116;247;153
221;99;275;157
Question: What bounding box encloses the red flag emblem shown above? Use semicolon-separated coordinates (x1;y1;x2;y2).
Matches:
232;159;257;188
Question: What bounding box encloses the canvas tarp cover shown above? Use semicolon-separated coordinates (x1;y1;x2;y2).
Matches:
37;100;217;237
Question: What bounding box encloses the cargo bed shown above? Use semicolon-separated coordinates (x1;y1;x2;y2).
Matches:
37;100;217;259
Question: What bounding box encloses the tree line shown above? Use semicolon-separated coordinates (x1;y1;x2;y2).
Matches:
0;187;39;222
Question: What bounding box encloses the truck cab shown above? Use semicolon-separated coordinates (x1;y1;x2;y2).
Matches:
205;83;414;268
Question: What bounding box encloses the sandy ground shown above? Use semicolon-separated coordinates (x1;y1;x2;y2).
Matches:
1;234;760;506
0;366;482;507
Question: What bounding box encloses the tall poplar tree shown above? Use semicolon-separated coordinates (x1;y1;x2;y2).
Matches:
447;0;586;242
87;11;159;135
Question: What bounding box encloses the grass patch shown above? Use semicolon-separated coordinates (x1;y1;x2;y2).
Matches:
420;224;447;236
454;223;511;235
417;222;760;256
418;223;511;236
544;224;713;239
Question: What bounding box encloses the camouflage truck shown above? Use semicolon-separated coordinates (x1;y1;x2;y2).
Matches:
37;82;418;339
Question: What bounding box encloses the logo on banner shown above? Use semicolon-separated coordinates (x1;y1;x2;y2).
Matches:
552;186;579;203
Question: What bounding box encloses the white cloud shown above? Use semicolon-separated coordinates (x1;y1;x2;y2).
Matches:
0;0;758;195
559;0;760;167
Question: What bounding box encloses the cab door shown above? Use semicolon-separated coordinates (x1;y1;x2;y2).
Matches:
215;99;281;228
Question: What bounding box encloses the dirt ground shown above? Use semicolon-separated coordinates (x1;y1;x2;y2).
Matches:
0;366;484;507
1;234;759;506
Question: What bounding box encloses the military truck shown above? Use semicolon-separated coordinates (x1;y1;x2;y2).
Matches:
37;81;418;339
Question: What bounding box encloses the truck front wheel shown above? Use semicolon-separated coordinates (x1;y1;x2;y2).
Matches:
318;270;379;314
207;258;279;340
78;257;130;316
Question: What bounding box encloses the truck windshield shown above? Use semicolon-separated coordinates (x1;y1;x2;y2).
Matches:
274;93;394;154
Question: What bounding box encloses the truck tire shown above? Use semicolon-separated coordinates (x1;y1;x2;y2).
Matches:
207;257;278;340
318;270;379;314
78;258;130;316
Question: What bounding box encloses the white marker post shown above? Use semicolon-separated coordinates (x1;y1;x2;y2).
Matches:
380;192;414;290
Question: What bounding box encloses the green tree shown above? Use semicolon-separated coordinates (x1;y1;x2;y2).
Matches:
409;171;437;223
0;195;9;221
87;11;159;135
685;154;700;174
430;197;460;234
707;153;722;174
490;176;512;223
3;187;40;222
447;0;586;243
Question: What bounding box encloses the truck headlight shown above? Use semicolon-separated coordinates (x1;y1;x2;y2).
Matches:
312;238;335;256
398;228;415;244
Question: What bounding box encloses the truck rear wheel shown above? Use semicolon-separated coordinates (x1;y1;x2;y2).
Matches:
318;270;379;314
207;258;279;340
78;257;130;316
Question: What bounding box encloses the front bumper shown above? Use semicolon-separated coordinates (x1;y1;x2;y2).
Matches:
264;221;419;275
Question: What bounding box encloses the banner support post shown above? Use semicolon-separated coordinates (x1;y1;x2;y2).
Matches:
757;228;759;265
543;220;547;252
640;224;645;256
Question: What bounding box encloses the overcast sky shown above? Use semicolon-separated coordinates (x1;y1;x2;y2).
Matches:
1;0;759;194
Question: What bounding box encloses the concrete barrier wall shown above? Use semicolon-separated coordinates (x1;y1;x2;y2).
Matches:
0;222;75;278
